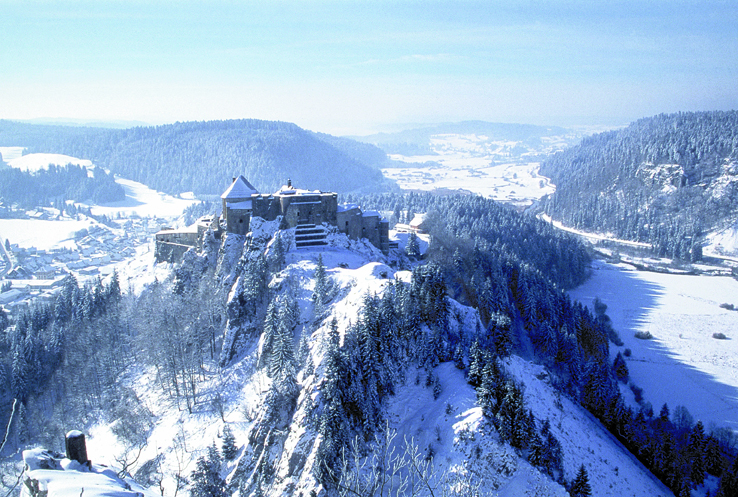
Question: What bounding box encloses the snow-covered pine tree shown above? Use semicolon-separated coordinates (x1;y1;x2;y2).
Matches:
613;352;629;382
405;231;420;258
489;312;513;357
259;299;279;368
190;442;226;497
269;305;296;396
269;231;285;272
313;254;328;319
569;464;592;497
222;425;238;461
717;457;738;497
467;340;484;387
688;421;706;486
496;381;529;449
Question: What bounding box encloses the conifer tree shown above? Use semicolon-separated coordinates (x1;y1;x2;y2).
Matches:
405;231;420;258
467;340;484;387
269;232;285;272
570;465;592;497
528;432;545;468
613;352;629;382
717;457;738;497
313;254;328;319
705;436;725;476
688;421;706;485
190;442;226;497
222;425;238;461
496;381;529;449
453;343;465;370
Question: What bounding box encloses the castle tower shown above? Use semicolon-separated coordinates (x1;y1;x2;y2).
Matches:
221;175;258;235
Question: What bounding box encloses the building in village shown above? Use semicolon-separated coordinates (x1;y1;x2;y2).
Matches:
155;176;389;262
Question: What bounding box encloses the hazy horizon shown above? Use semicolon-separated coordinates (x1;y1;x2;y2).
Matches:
1;1;736;135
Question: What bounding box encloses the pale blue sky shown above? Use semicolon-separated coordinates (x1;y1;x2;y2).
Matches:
1;1;736;134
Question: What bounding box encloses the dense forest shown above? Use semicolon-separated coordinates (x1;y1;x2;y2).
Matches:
0;119;393;196
0;164;124;209
541;111;738;261
344;192;738;496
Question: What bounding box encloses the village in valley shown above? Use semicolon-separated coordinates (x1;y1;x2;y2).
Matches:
0;164;426;319
0;212;164;315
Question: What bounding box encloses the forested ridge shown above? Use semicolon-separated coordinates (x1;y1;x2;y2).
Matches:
0;119;393;196
541;111;738;260
0;165;124;209
348;192;738;496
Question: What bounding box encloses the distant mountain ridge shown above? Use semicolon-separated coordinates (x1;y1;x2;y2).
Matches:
351;120;572;156
541;111;738;260
0;119;394;196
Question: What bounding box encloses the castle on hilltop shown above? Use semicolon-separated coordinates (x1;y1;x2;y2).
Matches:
155;176;389;262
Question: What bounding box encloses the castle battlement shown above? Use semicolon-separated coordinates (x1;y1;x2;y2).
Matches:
155;177;388;262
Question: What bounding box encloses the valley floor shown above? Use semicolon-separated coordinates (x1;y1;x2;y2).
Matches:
569;259;738;431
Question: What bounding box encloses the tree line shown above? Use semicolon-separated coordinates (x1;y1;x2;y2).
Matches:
0;164;124;209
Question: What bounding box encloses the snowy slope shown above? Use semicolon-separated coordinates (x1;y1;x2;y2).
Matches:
85;177;199;218
2;150;198;219
0;146;24;162
705;219;738;259
79;232;672;497
506;357;671;496
7;152;93;172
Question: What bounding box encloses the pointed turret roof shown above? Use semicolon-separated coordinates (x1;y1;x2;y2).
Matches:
221;175;258;200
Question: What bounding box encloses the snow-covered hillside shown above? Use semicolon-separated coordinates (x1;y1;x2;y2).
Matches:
0;218;98;251
75;232;670;497
705;220;738;259
0;146;24;163
6;152;93;172
86;177;199;219
1;151;198;219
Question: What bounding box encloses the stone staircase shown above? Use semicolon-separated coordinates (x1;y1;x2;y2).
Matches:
295;223;328;249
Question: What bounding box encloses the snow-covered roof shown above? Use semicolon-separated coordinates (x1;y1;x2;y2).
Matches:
409;213;426;227
227;200;252;210
221;175;258;200
337;203;359;213
362;210;380;217
276;186;320;195
155;225;199;235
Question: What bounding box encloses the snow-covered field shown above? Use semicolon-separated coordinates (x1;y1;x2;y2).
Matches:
7;152;93;172
86;177;199;219
705;219;738;259
0;218;95;251
570;260;738;431
0;151;198;252
0;146;24;162
382;134;556;205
